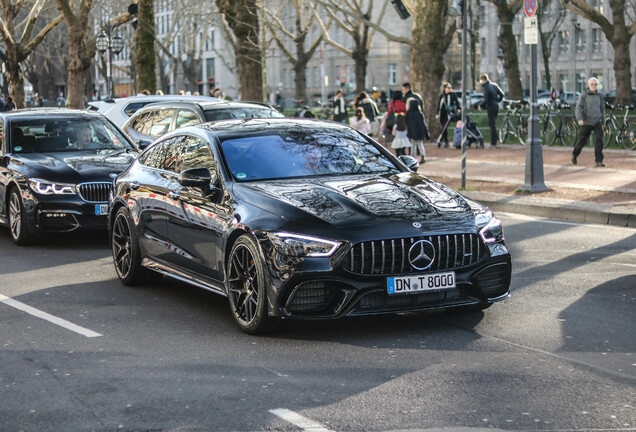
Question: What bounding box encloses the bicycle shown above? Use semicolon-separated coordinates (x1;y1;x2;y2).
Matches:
498;100;528;145
602;103;636;149
540;102;578;147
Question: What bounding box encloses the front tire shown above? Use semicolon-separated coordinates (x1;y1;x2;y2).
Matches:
226;235;274;335
498;121;509;144
111;207;160;285
8;188;34;245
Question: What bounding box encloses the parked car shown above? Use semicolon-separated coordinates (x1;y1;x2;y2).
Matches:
604;88;636;105
0;109;139;245
558;92;581;107
108;118;512;334
121;100;284;148
87;95;219;127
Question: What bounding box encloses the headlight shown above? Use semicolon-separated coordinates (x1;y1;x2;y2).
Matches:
475;210;504;244
267;232;341;257
29;179;76;195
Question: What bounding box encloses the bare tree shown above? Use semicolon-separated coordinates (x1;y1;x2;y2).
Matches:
266;0;325;102
135;0;156;93
482;0;524;100
311;0;387;94
0;0;64;107
215;0;262;101
561;0;636;104
56;0;133;108
537;0;566;90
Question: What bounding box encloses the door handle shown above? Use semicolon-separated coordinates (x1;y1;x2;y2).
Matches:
168;190;180;201
130;181;140;190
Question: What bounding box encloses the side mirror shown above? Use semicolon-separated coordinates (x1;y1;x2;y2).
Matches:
136;139;152;150
399;155;419;172
178;167;212;188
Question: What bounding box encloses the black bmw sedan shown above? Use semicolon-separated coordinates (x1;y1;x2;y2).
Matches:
0;109;138;245
109;118;511;334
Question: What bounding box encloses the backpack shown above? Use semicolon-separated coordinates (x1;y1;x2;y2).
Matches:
494;84;505;102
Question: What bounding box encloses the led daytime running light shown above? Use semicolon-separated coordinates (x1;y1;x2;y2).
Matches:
29;179;76;195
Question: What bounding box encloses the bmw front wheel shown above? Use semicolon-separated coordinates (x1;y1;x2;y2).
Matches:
8;188;34;245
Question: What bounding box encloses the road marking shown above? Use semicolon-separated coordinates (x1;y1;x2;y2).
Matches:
0;294;102;338
269;408;334;432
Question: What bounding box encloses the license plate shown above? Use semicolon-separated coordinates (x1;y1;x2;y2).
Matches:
387;271;456;295
95;204;108;215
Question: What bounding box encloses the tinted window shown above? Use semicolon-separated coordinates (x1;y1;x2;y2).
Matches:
175;110;201;128
123;101;153;116
179;136;216;174
203;107;283;122
221;130;399;181
130;111;154;135
138;141;169;169
148;108;175;137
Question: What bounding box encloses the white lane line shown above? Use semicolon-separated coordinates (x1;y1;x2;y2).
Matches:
269;408;334;432
0;294;102;338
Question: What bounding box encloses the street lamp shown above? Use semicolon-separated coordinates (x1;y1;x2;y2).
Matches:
96;24;124;99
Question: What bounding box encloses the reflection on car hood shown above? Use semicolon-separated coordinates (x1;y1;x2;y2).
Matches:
15;151;136;182
236;172;476;231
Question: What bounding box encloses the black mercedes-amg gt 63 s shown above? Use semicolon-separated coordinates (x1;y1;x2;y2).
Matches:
0;109;138;245
109;118;511;334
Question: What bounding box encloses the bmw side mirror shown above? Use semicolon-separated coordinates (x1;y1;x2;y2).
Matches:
178;168;212;188
399;155;419;172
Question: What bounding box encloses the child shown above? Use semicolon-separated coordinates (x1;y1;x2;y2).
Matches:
391;114;410;156
349;107;371;135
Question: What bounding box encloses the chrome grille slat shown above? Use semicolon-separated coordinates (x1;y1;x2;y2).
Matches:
78;182;110;203
345;234;487;275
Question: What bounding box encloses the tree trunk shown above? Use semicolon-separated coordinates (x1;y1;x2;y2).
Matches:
66;23;90;109
135;0;156;94
353;47;368;94
496;4;523;99
610;7;634;105
6;46;26;108
411;0;454;137
294;32;308;102
216;0;263;101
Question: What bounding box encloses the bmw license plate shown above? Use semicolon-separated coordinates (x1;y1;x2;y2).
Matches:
95;204;108;215
387;271;456;295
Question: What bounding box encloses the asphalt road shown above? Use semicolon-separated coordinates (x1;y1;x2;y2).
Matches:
0;214;635;432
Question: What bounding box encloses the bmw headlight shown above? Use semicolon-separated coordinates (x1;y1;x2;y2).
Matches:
267;232;341;257
475;210;504;244
29;179;76;195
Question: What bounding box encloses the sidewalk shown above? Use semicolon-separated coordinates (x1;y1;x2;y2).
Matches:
418;143;636;228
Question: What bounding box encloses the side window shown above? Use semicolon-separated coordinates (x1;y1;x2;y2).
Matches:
160;137;187;173
131;112;154;135
148;108;175;137
179;136;216;174
175;109;201;128
0;122;4;154
139;141;166;169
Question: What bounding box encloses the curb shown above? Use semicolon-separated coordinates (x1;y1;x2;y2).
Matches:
462;191;636;228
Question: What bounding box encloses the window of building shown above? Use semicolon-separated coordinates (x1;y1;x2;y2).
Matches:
389;64;397;86
559;73;569;93
575;29;586;53
558;31;570;54
206;59;215;83
313;67;319;88
591;0;603;13
592;73;604;91
592;29;603;52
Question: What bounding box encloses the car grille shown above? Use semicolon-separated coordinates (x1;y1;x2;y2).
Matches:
344;234;486;275
78;182;110;203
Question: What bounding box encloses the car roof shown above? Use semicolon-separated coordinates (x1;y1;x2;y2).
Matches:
2;108;106;119
137;100;278;111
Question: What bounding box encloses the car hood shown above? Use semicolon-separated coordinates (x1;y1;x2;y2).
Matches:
233;172;478;233
13;151;137;183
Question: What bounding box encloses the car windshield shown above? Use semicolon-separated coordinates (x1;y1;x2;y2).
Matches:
221;129;401;181
204;107;284;122
9;117;134;154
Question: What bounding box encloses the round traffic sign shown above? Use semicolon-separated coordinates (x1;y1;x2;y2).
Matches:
524;0;537;16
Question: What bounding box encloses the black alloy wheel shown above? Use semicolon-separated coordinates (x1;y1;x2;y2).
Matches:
8;188;33;245
226;235;274;334
112;207;160;285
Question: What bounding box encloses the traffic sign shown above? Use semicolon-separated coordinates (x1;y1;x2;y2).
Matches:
524;0;537;17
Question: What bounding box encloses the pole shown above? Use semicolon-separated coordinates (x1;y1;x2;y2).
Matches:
107;43;113;99
519;40;550;191
460;0;467;189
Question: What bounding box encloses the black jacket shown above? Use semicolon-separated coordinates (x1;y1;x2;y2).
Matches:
406;99;429;140
480;81;504;109
437;92;460;123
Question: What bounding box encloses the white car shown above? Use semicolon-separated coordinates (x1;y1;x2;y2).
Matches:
87;95;219;127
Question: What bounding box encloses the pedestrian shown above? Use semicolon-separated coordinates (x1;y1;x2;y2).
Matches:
4;96;16;111
383;91;407;141
354;91;380;136
401;82;425;157
406;97;429;163
332;90;347;123
572;77;605;167
391;114;410;157
477;73;505;147
212;87;224;99
549;87;558;107
435;82;461;148
349;107;370;135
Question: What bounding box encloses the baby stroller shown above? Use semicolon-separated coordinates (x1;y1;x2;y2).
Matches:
453;115;484;149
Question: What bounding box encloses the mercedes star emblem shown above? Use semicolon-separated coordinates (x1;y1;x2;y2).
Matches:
412;222;422;228
408;240;435;270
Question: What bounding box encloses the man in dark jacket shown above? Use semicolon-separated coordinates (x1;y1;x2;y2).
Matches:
572;77;605;167
401;82;423;111
478;73;504;147
332;90;347;123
